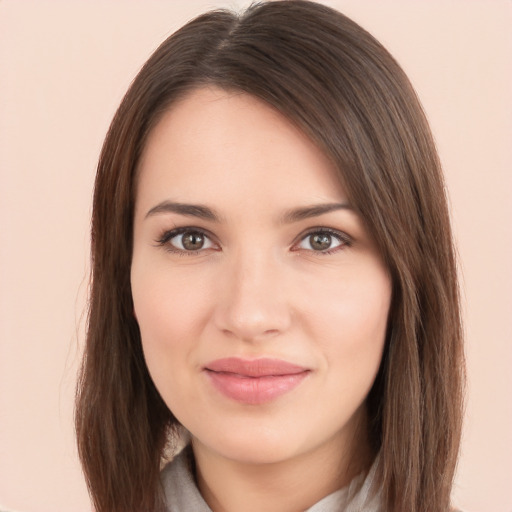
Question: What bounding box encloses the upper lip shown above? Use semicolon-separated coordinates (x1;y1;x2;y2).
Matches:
204;357;309;377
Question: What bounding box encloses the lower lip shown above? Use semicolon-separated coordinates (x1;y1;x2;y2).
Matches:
205;370;309;405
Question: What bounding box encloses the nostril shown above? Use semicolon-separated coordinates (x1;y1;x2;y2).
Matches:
220;326;281;342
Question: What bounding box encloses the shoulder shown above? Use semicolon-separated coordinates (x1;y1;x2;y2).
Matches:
161;446;211;512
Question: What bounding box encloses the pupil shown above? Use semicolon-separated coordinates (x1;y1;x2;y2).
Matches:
183;232;204;250
310;233;331;250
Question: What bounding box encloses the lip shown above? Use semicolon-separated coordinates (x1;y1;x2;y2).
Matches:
203;357;310;405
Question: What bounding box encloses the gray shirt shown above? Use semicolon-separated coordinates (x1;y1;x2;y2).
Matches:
161;446;382;512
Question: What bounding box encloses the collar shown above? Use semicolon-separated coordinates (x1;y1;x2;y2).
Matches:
161;445;382;512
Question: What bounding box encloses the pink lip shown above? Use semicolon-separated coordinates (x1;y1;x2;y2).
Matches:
203;357;310;405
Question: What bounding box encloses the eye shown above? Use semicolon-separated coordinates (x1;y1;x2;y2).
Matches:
294;229;349;253
157;228;216;254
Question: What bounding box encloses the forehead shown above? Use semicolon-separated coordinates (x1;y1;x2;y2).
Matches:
135;87;346;213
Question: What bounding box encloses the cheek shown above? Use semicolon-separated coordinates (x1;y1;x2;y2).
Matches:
131;257;216;338
305;262;391;383
130;264;213;395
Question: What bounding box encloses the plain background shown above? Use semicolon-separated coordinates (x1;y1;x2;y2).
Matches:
0;1;511;511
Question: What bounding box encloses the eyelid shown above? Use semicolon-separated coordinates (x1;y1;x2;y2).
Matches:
155;226;220;254
291;227;352;253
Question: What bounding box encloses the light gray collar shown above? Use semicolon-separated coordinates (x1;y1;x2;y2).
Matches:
161;446;382;512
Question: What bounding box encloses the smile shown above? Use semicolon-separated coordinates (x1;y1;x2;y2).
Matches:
203;358;311;405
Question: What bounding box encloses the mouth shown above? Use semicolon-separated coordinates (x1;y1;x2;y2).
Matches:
203;357;311;405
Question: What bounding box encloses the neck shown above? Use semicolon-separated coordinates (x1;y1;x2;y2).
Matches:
191;414;372;512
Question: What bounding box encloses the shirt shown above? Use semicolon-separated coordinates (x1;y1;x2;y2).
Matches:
161;446;382;512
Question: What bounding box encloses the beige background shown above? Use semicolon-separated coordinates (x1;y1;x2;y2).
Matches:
0;1;511;511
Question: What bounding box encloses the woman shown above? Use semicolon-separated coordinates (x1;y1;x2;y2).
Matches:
75;1;465;511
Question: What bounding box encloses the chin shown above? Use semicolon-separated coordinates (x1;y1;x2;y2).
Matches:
192;423;307;465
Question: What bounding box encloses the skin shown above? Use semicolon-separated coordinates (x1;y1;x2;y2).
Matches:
131;87;391;512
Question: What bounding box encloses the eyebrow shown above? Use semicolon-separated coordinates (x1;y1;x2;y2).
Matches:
280;202;353;223
144;200;352;223
145;201;220;221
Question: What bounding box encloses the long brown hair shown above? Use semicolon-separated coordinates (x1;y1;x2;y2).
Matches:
75;1;465;511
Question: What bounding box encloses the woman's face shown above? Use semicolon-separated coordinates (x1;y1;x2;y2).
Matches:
131;87;391;466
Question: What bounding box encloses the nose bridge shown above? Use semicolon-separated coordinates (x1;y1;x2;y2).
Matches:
215;244;290;341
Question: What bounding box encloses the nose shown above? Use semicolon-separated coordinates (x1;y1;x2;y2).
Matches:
213;249;292;343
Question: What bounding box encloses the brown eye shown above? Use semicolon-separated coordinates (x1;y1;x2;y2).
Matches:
309;233;332;251
295;229;346;253
182;231;205;250
162;229;215;253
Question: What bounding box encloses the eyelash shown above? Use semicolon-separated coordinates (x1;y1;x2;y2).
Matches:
155;226;352;256
293;227;352;255
155;227;218;256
